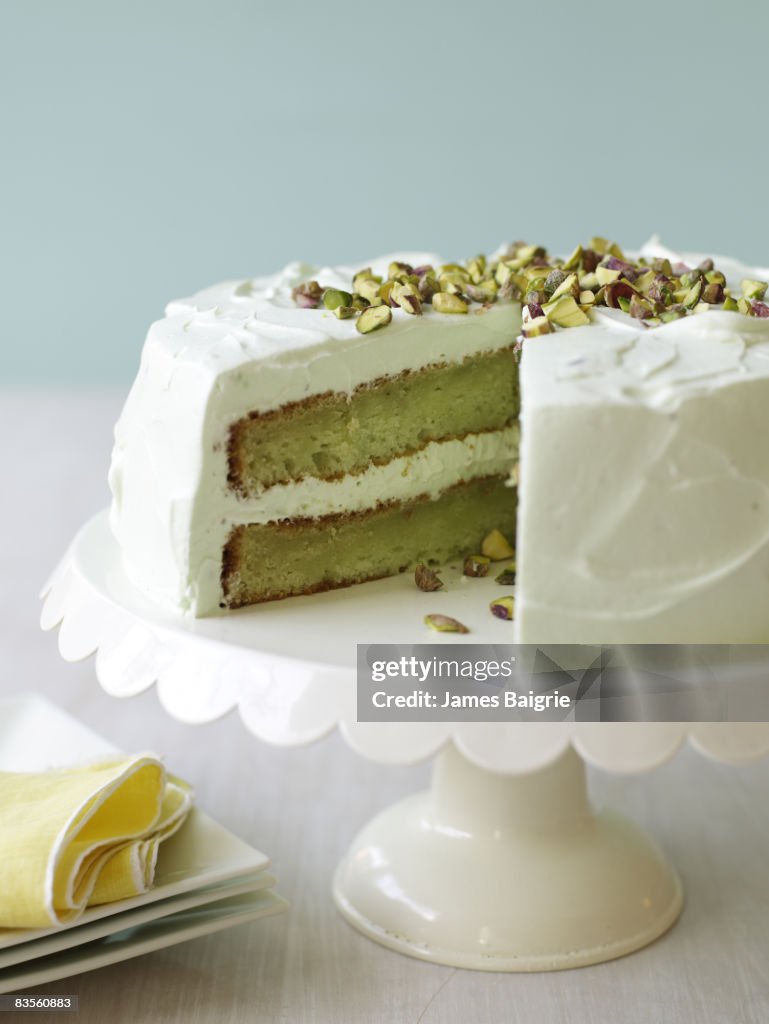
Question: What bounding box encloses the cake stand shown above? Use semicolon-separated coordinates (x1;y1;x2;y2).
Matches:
41;510;769;971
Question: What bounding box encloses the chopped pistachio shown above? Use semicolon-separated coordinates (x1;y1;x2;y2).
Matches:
424;613;469;634
378;280;396;306
463;554;490;578
683;279;704;308
723;295;739;312
633;269;655;294
291;280;323;309
495;564;517;586
414;564;443;592
418;274;439;304
333;305;357;320
544;269;567;296
392;281;422;315
579;289;596;306
550;272;579;301
489;596;515;621
322;288;352;311
466;256;486;282
562;244;583;271
595;265;621;286
515;244;538;263
495;262;513;286
356;277;384;304
589;236;611;255
465;283;497;304
603;280;636;309
701;281;724;304
522;315;554;338
481;528;515;560
432;292;468;314
578;272;600;291
660;307;685;323
356;305;392;334
629;294;654;319
737;297;752;315
741;278;768;300
388;260;413;279
543;294;590;327
353;268;381;292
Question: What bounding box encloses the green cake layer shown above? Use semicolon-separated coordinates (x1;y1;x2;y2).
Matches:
228;347;518;495
221;476;515;607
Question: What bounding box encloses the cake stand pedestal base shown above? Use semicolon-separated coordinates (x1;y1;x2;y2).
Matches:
333;744;683;971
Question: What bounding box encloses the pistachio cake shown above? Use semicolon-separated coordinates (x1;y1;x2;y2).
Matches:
109;237;769;641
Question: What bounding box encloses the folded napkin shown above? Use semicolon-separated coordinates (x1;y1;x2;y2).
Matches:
0;754;192;929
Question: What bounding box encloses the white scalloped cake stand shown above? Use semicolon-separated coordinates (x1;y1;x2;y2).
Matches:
41;511;769;971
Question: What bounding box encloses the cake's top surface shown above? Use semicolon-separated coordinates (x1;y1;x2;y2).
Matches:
151;251;517;380
141;237;769;416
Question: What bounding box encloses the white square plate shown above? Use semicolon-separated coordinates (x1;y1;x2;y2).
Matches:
0;694;286;992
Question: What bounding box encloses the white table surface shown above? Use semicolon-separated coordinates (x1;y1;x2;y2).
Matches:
1;388;768;1024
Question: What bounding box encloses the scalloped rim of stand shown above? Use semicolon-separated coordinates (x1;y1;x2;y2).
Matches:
41;510;769;772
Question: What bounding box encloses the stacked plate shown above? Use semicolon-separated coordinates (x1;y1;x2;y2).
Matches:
0;695;286;994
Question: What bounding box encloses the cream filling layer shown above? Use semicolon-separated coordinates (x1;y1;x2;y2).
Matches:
223;425;519;527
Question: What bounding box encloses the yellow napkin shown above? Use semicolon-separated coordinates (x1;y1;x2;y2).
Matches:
0;755;193;929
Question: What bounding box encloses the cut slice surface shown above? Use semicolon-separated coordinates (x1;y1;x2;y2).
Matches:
221;476;515;607
228;347;519;494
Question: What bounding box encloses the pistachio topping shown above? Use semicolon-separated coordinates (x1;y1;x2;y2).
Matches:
292;238;760;336
742;278;768;301
424;613;470;634
356;305;392;334
432;292;468;314
489;596;515;621
322;288;352;311
414;564;444;592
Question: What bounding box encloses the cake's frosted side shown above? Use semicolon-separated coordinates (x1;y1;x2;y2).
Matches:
515;304;769;642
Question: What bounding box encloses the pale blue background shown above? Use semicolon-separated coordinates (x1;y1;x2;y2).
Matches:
3;0;769;383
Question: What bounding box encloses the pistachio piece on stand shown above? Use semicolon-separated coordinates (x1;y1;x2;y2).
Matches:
489;596;515;621
424;614;470;634
495;563;517;586
463;554;491;578
415;564;444;592
481;529;515;560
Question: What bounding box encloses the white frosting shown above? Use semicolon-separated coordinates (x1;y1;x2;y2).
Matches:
109;254;521;614
514;241;769;642
111;240;769;639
